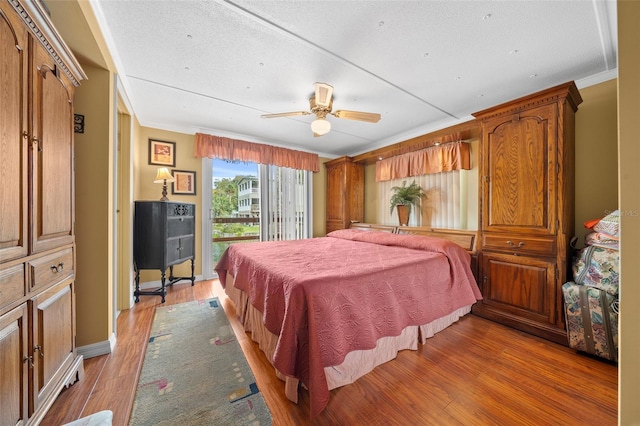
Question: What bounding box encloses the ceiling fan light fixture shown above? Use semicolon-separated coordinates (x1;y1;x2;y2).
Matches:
311;118;331;135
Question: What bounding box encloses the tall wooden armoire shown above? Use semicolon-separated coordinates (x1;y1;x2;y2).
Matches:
0;1;86;423
325;156;364;233
471;82;582;345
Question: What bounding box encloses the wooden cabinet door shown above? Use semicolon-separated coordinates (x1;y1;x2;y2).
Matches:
29;278;75;415
0;6;29;263
481;103;558;235
0;303;29;426
481;252;558;326
326;161;348;233
167;209;195;265
30;42;75;254
325;157;363;233
178;236;195;262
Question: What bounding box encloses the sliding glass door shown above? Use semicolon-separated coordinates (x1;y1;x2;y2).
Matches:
259;164;312;241
211;159;259;272
209;159;313;277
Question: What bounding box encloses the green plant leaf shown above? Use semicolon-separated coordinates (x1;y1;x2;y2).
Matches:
389;180;425;215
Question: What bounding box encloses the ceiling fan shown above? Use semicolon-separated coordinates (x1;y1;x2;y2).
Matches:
261;82;381;136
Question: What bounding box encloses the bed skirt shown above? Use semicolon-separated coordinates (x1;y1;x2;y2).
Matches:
223;272;471;403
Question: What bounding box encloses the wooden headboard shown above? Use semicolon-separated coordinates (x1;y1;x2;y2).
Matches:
349;223;479;280
349;223;397;233
349;223;477;253
395;226;478;254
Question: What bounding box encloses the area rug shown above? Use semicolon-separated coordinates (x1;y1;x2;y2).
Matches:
129;298;272;425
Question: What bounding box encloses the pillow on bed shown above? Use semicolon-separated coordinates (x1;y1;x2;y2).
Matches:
327;228;467;258
326;228;370;240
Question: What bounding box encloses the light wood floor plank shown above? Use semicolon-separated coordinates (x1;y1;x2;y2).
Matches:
41;279;618;425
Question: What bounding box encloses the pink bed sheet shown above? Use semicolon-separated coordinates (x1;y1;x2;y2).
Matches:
215;229;482;416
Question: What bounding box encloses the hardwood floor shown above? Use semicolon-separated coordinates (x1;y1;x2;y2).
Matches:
42;279;618;425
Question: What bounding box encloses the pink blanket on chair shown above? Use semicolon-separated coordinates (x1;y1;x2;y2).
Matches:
215;229;482;416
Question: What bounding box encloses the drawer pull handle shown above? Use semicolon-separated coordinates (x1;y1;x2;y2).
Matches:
506;241;525;248
50;262;64;273
34;345;44;357
24;356;34;368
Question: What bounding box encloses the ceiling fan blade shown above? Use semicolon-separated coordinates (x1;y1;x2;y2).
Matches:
314;82;334;108
332;110;381;123
261;111;310;119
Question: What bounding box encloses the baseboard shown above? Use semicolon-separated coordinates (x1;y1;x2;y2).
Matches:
80;275;205;356
77;332;116;359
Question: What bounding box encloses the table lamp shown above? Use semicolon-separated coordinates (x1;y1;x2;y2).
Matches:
154;167;175;201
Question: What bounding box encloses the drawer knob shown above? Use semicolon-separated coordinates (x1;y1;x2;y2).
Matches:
506;241;525;248
50;262;64;273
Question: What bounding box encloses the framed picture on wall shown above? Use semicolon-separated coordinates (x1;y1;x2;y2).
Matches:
148;139;176;167
172;170;196;195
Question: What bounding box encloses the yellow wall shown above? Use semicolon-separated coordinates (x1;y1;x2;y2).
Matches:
574;79;619;245
134;128;202;282
73;64;114;347
618;1;640;422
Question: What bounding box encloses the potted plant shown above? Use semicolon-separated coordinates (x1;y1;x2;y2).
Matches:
389;180;425;226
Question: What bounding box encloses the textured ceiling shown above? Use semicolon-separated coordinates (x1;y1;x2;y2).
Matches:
89;0;617;157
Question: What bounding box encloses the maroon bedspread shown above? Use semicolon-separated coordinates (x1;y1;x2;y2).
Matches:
215;229;482;416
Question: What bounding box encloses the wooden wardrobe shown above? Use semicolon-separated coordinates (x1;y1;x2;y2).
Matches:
472;82;582;345
0;1;86;423
325;156;364;233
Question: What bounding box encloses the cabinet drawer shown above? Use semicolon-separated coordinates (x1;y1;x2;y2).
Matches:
29;248;74;292
0;264;26;310
168;217;194;238
482;234;556;257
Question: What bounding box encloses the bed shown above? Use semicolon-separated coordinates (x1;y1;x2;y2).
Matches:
214;224;482;416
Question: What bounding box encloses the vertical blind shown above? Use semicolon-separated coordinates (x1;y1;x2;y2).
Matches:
379;171;465;229
260;165;312;241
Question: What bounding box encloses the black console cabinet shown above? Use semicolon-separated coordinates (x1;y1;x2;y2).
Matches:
133;201;196;302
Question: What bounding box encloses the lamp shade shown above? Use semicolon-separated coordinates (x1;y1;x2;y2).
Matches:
154;167;175;183
311;118;331;136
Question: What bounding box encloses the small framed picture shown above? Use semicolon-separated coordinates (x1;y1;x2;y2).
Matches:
148;139;176;167
172;170;196;195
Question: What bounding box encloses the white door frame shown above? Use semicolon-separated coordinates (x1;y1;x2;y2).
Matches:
201;158;214;279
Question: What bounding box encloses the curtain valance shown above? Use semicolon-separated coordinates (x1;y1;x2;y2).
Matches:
375;141;471;182
194;133;319;172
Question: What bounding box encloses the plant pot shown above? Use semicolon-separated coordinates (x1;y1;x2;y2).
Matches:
396;204;410;226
